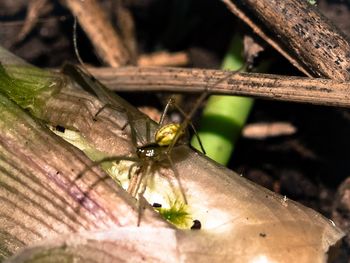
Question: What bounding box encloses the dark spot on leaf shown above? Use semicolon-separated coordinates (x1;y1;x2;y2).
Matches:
259;233;266;238
55;125;66;133
191;219;201;230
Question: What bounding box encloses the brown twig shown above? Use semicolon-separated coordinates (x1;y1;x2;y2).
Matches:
221;0;311;77
62;0;130;67
89;66;350;108
242;122;297;139
137;51;189;67
223;0;350;81
114;0;138;64
16;0;50;42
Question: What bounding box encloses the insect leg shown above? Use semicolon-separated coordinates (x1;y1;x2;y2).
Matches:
75;155;139;184
127;162;151;198
171;103;206;154
165;155;188;204
135;164;152;226
159;97;175;126
165;70;242;155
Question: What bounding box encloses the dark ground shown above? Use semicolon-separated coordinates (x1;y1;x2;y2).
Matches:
1;0;350;261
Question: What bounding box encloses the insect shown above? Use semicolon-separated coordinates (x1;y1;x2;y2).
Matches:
64;61;240;227
68;19;239;226
63;63;190;226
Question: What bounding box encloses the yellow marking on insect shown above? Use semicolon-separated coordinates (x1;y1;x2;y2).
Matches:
155;123;183;146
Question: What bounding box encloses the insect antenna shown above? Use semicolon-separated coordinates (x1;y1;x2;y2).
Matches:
73;18;85;69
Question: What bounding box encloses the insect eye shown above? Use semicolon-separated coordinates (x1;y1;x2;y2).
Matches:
155;123;183;146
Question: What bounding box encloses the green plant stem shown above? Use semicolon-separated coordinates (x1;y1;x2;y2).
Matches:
191;34;254;165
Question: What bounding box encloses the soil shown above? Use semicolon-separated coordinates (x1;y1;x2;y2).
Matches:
1;0;350;261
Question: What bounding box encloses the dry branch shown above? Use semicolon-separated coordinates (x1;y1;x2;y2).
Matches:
223;0;350;80
89;66;350;108
137;51;189;67
62;0;130;67
16;0;50;42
